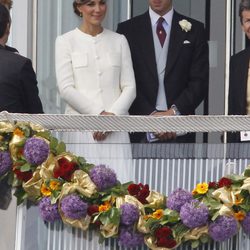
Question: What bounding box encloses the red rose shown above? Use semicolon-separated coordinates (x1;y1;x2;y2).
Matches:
208;181;218;189
87;205;99;216
164;239;177;248
157;237;169;247
218;177;232;188
128;183;150;204
155;227;172;239
137;184;150;204
128;183;141;195
157;238;177;248
13;169;33;182
53;157;78;181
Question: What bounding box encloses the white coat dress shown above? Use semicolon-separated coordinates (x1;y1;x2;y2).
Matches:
55;28;136;183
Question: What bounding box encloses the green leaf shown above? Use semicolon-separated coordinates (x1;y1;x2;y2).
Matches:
228;174;245;182
145;217;158;229
14;187;28;205
98;234;105;244
36;131;51;140
173;223;189;237
211;211;220;221
109;207;120;225
191;240;200;248
50;137;58;150
15;139;26;147
200;234;209;244
99;208;120;226
202;197;222;210
56;142;66;155
244;169;250;177
20;163;31;172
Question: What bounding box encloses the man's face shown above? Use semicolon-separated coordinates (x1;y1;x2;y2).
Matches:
149;0;172;16
241;10;250;40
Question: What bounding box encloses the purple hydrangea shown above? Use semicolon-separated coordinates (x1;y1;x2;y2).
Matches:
118;226;144;248
60;194;88;220
38;197;61;222
120;203;140;226
167;188;193;212
89;165;117;191
242;212;250;235
24;138;49;165
180;200;209;228
0;151;12;176
209;216;238;241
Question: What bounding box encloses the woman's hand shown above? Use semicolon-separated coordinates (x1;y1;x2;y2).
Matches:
92;111;115;141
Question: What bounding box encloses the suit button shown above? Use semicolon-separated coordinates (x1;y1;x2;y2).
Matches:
98;71;102;75
95;55;99;59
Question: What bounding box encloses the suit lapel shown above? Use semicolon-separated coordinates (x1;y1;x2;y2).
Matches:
139;12;158;82
165;11;186;76
241;48;250;112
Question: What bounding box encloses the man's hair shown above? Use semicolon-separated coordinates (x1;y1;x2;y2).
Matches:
239;0;250;24
0;3;10;39
0;0;12;10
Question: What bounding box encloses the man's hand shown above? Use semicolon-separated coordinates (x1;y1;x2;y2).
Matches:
151;108;176;141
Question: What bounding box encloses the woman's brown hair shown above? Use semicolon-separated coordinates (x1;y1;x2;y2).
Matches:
73;0;90;17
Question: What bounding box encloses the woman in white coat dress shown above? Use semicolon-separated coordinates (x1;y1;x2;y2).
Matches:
55;0;136;183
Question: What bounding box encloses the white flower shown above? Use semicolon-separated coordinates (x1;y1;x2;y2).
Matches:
179;19;192;32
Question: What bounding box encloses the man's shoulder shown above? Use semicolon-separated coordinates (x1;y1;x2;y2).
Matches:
118;12;148;28
174;11;205;29
5;45;18;53
0;49;30;67
231;47;250;60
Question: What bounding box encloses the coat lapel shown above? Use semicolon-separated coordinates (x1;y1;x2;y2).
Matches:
165;11;186;76
241;48;250;111
139;12;158;83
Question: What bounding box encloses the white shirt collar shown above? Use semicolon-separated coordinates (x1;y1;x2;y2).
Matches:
149;6;174;27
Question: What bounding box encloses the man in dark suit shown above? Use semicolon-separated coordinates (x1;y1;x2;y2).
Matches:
117;0;209;143
228;0;250;142
0;3;43;114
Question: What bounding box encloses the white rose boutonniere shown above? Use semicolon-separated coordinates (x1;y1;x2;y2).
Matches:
179;19;192;32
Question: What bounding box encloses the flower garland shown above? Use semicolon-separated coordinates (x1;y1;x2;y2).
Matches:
1;121;250;249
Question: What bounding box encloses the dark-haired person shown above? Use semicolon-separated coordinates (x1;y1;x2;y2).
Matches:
55;0;136;182
117;0;209;143
0;0;12;9
228;0;250;142
0;3;43;113
0;0;17;52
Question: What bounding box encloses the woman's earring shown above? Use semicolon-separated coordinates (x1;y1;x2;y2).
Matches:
80;12;83;17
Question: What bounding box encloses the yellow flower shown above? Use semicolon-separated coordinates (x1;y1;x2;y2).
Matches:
13;128;24;137
143;215;152;220
196;182;209;194
192;188;197;195
40;183;51;196
234;194;244;206
49;180;61;191
152;209;164;220
98;201;111;212
234;211;245;221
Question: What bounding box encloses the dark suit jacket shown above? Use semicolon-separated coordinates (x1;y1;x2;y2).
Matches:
228;47;250;142
117;10;209;142
5;45;18;53
0;45;43;113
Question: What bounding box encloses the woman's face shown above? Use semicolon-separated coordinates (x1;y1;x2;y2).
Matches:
78;0;107;26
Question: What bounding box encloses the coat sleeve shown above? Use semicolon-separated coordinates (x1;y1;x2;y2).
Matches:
19;59;44;113
173;23;209;115
117;22;155;115
108;35;136;115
